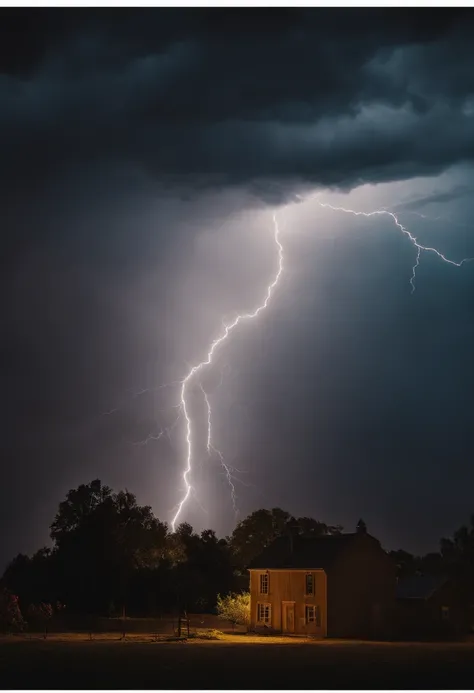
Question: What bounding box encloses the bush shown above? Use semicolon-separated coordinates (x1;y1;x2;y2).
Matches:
216;592;250;627
191;629;224;640
0;588;25;633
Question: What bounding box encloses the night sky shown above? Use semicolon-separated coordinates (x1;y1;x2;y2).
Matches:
2;7;474;570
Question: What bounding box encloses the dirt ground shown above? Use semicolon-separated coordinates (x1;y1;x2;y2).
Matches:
2;634;474;689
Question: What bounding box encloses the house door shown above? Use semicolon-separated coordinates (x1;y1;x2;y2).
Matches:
282;602;295;633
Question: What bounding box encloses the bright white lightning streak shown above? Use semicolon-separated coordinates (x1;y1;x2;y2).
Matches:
170;213;284;532
131;410;182;447
317;203;472;293
99;195;471;530
200;383;239;518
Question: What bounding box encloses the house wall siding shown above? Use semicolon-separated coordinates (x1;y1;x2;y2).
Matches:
250;569;327;636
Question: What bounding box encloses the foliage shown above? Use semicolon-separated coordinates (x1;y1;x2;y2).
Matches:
26;602;54;638
27;602;54;622
229;507;342;568
4;476;474;623
0;588;25;633
191;629;224;640
217;592;250;626
2;480;237;616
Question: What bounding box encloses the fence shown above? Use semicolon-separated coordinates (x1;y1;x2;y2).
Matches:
23;613;246;637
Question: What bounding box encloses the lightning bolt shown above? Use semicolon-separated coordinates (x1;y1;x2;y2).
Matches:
131;409;182;447
317;203;472;293
101;192;472;533
170;212;284;531
100;381;182;418
200;383;239;518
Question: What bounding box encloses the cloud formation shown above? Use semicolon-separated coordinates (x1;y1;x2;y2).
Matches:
1;8;474;195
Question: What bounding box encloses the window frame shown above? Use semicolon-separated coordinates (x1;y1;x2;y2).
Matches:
257;602;272;625
305;572;314;596
305;604;322;627
259;572;269;595
305;605;316;624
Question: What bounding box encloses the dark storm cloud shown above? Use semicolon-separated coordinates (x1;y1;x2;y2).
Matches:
1;8;474;195
395;184;474;211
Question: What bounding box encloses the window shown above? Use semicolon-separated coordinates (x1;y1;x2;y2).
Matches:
257;603;271;624
305;605;316;623
441;606;450;621
259;573;269;594
306;605;321;627
305;573;314;595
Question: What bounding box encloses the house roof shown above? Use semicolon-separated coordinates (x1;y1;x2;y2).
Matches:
248;532;365;570
396;574;449;600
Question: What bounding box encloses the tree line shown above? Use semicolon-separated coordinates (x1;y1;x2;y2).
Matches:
1;478;474;630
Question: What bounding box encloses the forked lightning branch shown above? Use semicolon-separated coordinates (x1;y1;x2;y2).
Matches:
168;199;472;530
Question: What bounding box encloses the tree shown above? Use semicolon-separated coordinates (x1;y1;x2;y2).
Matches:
217;592;250;629
47;480;171;614
294;516;342;538
2;486;349;622
50;479;113;547
230;508;341;568
440;514;474;592
2;548;55;614
356;518;367;534
230;508;292;568
0;588;25;633
27;602;53;639
389;549;416;579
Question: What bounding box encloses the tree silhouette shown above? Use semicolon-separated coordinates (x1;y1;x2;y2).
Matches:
7;478;472;623
230;508;341;568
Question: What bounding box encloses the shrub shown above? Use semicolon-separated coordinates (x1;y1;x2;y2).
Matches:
0;588;25;633
216;592;250;628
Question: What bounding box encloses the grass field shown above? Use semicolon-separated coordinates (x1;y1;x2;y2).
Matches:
2;634;474;689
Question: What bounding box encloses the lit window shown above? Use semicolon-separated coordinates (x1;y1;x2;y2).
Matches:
259;573;269;594
257;603;271;624
305;573;314;595
306;605;321;626
441;606;450;621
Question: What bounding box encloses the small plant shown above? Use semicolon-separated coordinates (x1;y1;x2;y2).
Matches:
216;592;250;629
193;628;224;640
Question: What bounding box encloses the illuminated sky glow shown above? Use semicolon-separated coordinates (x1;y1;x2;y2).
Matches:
3;9;474;567
160;195;471;531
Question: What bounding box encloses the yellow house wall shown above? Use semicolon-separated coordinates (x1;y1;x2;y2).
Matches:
250;569;327;636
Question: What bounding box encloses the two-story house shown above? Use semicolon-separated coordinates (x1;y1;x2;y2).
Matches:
249;531;396;638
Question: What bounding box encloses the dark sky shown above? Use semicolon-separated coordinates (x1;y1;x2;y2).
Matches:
2;7;474;569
